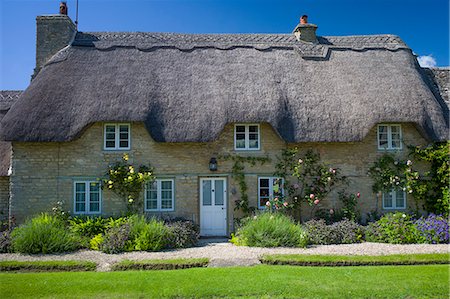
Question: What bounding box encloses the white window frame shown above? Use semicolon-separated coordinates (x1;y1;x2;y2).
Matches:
377;124;402;150
382;189;406;210
145;179;175;212
258;177;284;209
104;123;131;150
234;124;260;151
73;181;102;214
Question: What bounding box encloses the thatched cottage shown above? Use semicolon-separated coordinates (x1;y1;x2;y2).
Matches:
0;12;448;235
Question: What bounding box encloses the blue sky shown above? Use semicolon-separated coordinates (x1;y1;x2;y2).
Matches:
0;0;448;90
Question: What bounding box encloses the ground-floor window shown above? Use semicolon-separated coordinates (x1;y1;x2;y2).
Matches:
258;177;284;209
145;179;174;211
382;189;406;209
74;181;101;214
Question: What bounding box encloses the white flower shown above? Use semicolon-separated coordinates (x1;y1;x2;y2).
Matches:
406;160;412;166
402;214;406;218
270;215;274;220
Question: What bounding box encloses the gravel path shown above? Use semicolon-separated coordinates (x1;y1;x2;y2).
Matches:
1;239;448;271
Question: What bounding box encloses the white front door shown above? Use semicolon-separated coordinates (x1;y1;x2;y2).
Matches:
200;178;227;236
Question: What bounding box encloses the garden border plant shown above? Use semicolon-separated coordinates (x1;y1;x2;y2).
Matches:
111;258;209;271
0;260;97;272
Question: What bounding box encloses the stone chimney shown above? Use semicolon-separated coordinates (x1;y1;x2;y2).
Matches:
33;2;76;79
293;16;318;43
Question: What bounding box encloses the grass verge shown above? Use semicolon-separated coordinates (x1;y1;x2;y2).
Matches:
0;260;97;272
260;253;450;266
111;258;209;271
0;265;448;298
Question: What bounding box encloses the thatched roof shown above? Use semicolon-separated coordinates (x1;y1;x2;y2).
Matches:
422;67;449;106
0;91;21;176
0;32;447;143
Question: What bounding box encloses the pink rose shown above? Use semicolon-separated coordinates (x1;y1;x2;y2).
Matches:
310;194;315;199
283;202;288;207
293;184;299;189
274;197;278;202
314;199;320;205
329;209;334;214
266;201;271;206
356;192;361;198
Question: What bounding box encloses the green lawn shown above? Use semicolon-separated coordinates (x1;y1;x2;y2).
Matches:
1;265;449;298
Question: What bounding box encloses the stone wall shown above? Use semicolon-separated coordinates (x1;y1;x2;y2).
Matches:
10;122;429;231
0;176;9;222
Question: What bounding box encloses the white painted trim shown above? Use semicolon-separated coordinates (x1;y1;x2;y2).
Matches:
377;124;403;151
73;181;102;214
103;123;131;151
144;179;175;212
234;124;260;151
382;189;406;210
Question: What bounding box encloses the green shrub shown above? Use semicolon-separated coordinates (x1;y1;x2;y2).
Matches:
128;216;169;251
89;234;104;250
100;223;131;254
111;258;209;271
0;260;96;272
303;219;364;245
166;220;199;248
11;214;80;254
365;212;425;244
69;216;108;238
232;212;308;247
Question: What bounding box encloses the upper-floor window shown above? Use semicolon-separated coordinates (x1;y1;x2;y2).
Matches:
234;124;260;150
104;123;130;150
383;189;406;210
258;177;284;209
74;181;101;214
145;179;175;212
377;124;402;150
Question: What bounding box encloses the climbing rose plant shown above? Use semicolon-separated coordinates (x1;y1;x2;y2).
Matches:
274;149;347;220
368;142;449;217
103;154;155;213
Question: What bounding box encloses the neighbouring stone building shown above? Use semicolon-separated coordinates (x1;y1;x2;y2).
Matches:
0;10;448;235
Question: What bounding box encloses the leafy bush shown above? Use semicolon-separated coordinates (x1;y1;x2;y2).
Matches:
128;216;169;251
415;214;449;244
11;214;79;254
100;223;131;254
365;212;424;244
166;220;200;248
89;234;104;250
0;230;12;253
0;260;97;272
69;216;108;238
303;219;363;245
232;212;308;248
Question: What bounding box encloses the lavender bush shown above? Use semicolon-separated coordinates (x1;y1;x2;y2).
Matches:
415;214;449;244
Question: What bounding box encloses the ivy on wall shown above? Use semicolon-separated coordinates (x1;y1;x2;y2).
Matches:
219;154;270;215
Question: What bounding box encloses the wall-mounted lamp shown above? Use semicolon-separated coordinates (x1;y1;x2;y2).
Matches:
209;157;218;171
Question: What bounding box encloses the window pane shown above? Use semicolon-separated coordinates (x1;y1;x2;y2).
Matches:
119;140;129;148
105;140;116;148
236;126;245;133
105;126;116;133
90;202;99;212
235;138;245;149
378;126;387;133
90;182;99;192
161;190;172;200
249;133;258;149
119;125;129;133
260;179;269;188
76;192;85;203
259;197;269;207
119;132;128;140
249;125;258;133
106;132;116;140
146;200;157;210
202;180;212;206
76;202;85;212
396;191;405;208
161;181;172;190
161;200;172;210
390;126;399;134
384;192;393;208
260;188;269;197
90;192;99;203
76;183;86;192
391;140;400;149
214;180;224;206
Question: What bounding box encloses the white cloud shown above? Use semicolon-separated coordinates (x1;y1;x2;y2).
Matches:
417;55;437;68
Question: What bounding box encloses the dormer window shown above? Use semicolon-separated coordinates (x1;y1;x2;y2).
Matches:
104;123;130;150
377;124;402;150
234;124;260;151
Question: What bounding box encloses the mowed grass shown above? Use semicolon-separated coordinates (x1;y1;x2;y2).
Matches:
1;265;449;298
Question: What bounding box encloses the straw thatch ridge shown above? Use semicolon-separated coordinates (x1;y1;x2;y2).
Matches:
0;33;447;143
0;90;21;176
